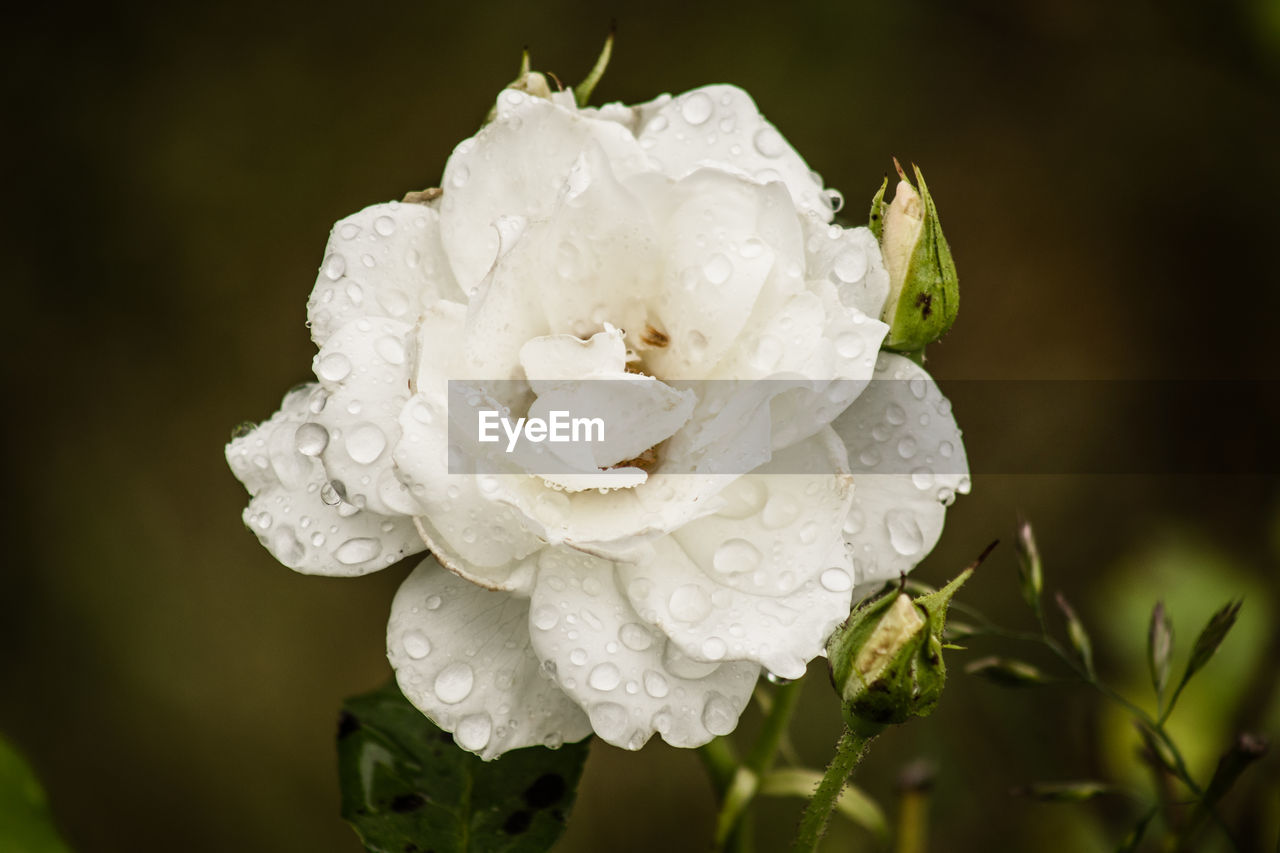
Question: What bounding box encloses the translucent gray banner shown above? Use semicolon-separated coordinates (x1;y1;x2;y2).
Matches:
445;379;1280;476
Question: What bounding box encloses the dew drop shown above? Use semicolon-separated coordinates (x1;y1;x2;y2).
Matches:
753;126;786;158
316;352;352;382
294;422;329;457
702;253;732;285
701;637;727;660
450;164;470;189
374;215;396;236
761;494;801;529
712;539;761;575
619;623;653;651
403;630;431;659
832;247;867;283
642;670;669;698
335;537;381;564
820;568;853;592
680;91;713;125
455;713;491;751
588;702;628;741
345;424;387;464
374;335;405;365
434;662;475;704
884;509;924;556
668;584;712;622
835;333;865;360
322;253;346;281
588;663;621;691
701;692;738;736
532;606;559;631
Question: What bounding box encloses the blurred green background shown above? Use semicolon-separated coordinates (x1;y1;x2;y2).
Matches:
3;0;1279;850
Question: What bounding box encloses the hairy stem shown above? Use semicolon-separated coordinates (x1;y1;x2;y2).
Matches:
792;726;876;852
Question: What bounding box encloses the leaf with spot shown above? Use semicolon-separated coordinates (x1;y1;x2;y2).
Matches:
337;680;591;853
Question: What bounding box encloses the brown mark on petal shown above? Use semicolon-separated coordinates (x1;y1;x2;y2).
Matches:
640;324;669;348
403;187;443;205
609;444;660;472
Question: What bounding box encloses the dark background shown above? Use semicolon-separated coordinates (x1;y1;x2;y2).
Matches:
3;0;1279;850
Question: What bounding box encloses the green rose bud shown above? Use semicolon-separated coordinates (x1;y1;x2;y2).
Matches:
872;160;959;354
826;568;972;734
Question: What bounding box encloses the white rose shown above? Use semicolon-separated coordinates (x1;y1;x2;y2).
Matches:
226;83;969;758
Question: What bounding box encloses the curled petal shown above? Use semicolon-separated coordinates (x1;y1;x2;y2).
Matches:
308;201;460;347
528;548;759;749
388;557;592;759
438;90;651;293
834;353;971;586
634;85;834;222
227;384;424;576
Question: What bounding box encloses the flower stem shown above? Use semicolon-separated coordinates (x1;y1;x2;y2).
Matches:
792;725;876;852
711;679;806;851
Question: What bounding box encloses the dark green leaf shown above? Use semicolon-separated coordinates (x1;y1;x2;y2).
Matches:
964;656;1052;687
1015;515;1043;617
1054;591;1095;677
1115;806;1158;853
337;680;591;853
1147;601;1174;702
1170;599;1242;708
0;735;71;853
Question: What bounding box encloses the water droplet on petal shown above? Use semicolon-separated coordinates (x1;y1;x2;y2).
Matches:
345;423;387;464
588;702;628;741
434;662;475;704
761;494;801;529
832;247;866;283
316;353;352;382
712;539;761;575
588;663;621;691
322;253;346;280
701;637;727;660
836;333;865;360
753;127;786;158
532;606;559;631
455;712;491;751
403;630;431;659
703;253;732;285
701;692;738;736
820;568;853;592
679;91;713;125
885;509;924;556
375;335;406;365
450;164;470;188
619;623;653;651
295;422;329;456
668;584;712;622
642;670;669;698
335;537;381;564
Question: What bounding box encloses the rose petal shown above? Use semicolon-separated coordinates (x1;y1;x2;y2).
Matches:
802;217;891;321
439;90;651;293
310;319;417;516
528;547;759;749
618;430;856;678
228;384;424;576
834;353;971;586
307;201;460;347
634;85;834;222
388;556;592;759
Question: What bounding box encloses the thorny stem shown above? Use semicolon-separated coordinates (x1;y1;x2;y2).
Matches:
792;726;876;852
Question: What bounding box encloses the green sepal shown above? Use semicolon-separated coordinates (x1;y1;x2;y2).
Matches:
868;177;887;242
574;30;614;108
883;165;959;352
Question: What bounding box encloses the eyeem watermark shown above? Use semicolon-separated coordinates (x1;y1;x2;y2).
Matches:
478;410;605;453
